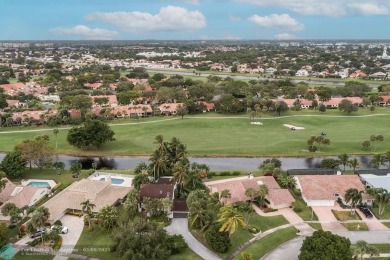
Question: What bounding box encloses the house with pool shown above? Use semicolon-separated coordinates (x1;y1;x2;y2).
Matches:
0;178;55;223
42;173;132;223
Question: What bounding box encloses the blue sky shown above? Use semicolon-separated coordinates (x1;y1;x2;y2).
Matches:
1;0;390;40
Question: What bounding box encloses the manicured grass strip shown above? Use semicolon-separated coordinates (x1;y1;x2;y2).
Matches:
294;199;319;221
332;210;369;231
371;207;390;220
236;227;298;260
370;244;390;253
0;109;390;157
168;248;203;260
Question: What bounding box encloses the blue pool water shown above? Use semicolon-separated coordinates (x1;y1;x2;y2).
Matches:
99;177;124;185
27;181;50;187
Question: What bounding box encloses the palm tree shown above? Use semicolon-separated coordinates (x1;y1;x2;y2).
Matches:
150;150;168;180
81;199;96;229
53;128;59;149
189;202;213;231
370;154;385;169
345;188;363;215
245;188;258;204
383;151;390;169
257;184;269;208
219;189;232;206
348;158;360;172
218;205;245;237
368;188;390;216
173;161;189;197
354;240;379;260
338;153;349;172
98;206;118;231
132;169;150;190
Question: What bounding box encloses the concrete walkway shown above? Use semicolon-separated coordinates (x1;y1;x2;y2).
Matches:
312;206;347;232
252;205;314;235
165;218;220;260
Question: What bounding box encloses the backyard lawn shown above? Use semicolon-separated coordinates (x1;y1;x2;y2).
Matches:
0;109;389;157
235;227;298;260
332;210;369;231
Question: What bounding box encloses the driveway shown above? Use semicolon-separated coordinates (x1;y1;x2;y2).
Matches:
312;206;347;232
53;215;84;260
165;218;221;260
355;209;389;231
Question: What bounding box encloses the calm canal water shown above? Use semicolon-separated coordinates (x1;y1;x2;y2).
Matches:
0;153;374;171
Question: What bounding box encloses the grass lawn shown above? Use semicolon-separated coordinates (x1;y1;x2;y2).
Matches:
332;210;369;231
294;199;319;221
190;213;288;259
8;168;93;188
235;227;298;260
1;109;389;157
370;244;390;253
371;207;390;220
73;223;117;259
168;248;202;260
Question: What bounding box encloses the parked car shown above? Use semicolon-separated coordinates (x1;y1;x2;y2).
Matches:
51;225;69;234
359;206;373;218
30;227;47;238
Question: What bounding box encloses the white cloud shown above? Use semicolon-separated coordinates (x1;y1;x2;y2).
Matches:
175;0;200;4
85;6;206;33
229;15;242;22
237;0;390;16
349;3;390;15
49;25;118;40
248;14;304;31
274;33;298;40
221;33;241;40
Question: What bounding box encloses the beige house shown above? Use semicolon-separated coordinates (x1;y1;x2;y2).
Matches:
43;178;131;223
0;178;50;222
205;176;295;209
295;175;371;207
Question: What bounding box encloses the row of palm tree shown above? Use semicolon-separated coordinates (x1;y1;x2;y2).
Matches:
338;152;390;172
345;187;390;217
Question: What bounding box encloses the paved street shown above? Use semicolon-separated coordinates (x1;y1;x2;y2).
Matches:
263;231;390;260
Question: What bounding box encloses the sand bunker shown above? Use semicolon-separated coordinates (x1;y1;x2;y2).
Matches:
284;124;305;130
251;122;263;125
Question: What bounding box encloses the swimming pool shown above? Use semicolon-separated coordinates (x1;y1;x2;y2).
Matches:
27;181;51;187
99;177;125;185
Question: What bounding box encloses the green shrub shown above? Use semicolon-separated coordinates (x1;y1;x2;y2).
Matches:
292;201;305;213
206;223;231;253
219;171;231;176
54;220;62;226
293;189;302;197
308;145;317;152
168;235;188;255
232;171;241;176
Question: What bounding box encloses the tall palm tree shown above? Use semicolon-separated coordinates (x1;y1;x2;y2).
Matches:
132;169;150;190
348;158;360;172
189;202;213;231
345;188;363;215
354;240;379;260
81;199;96;229
53;128;59;149
370;154;385;169
245;188;258;204
173;161;189;197
383;151;390;169
219;189;232;206
218;205;245;237
338;153;349;172
150;150;168;180
368;188;390;216
257;184;269;208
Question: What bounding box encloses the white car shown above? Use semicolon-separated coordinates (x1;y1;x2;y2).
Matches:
51;225;69;234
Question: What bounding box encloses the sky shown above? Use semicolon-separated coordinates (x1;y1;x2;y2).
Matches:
1;0;390;40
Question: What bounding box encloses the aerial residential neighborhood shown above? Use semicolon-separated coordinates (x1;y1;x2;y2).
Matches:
1;1;390;260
